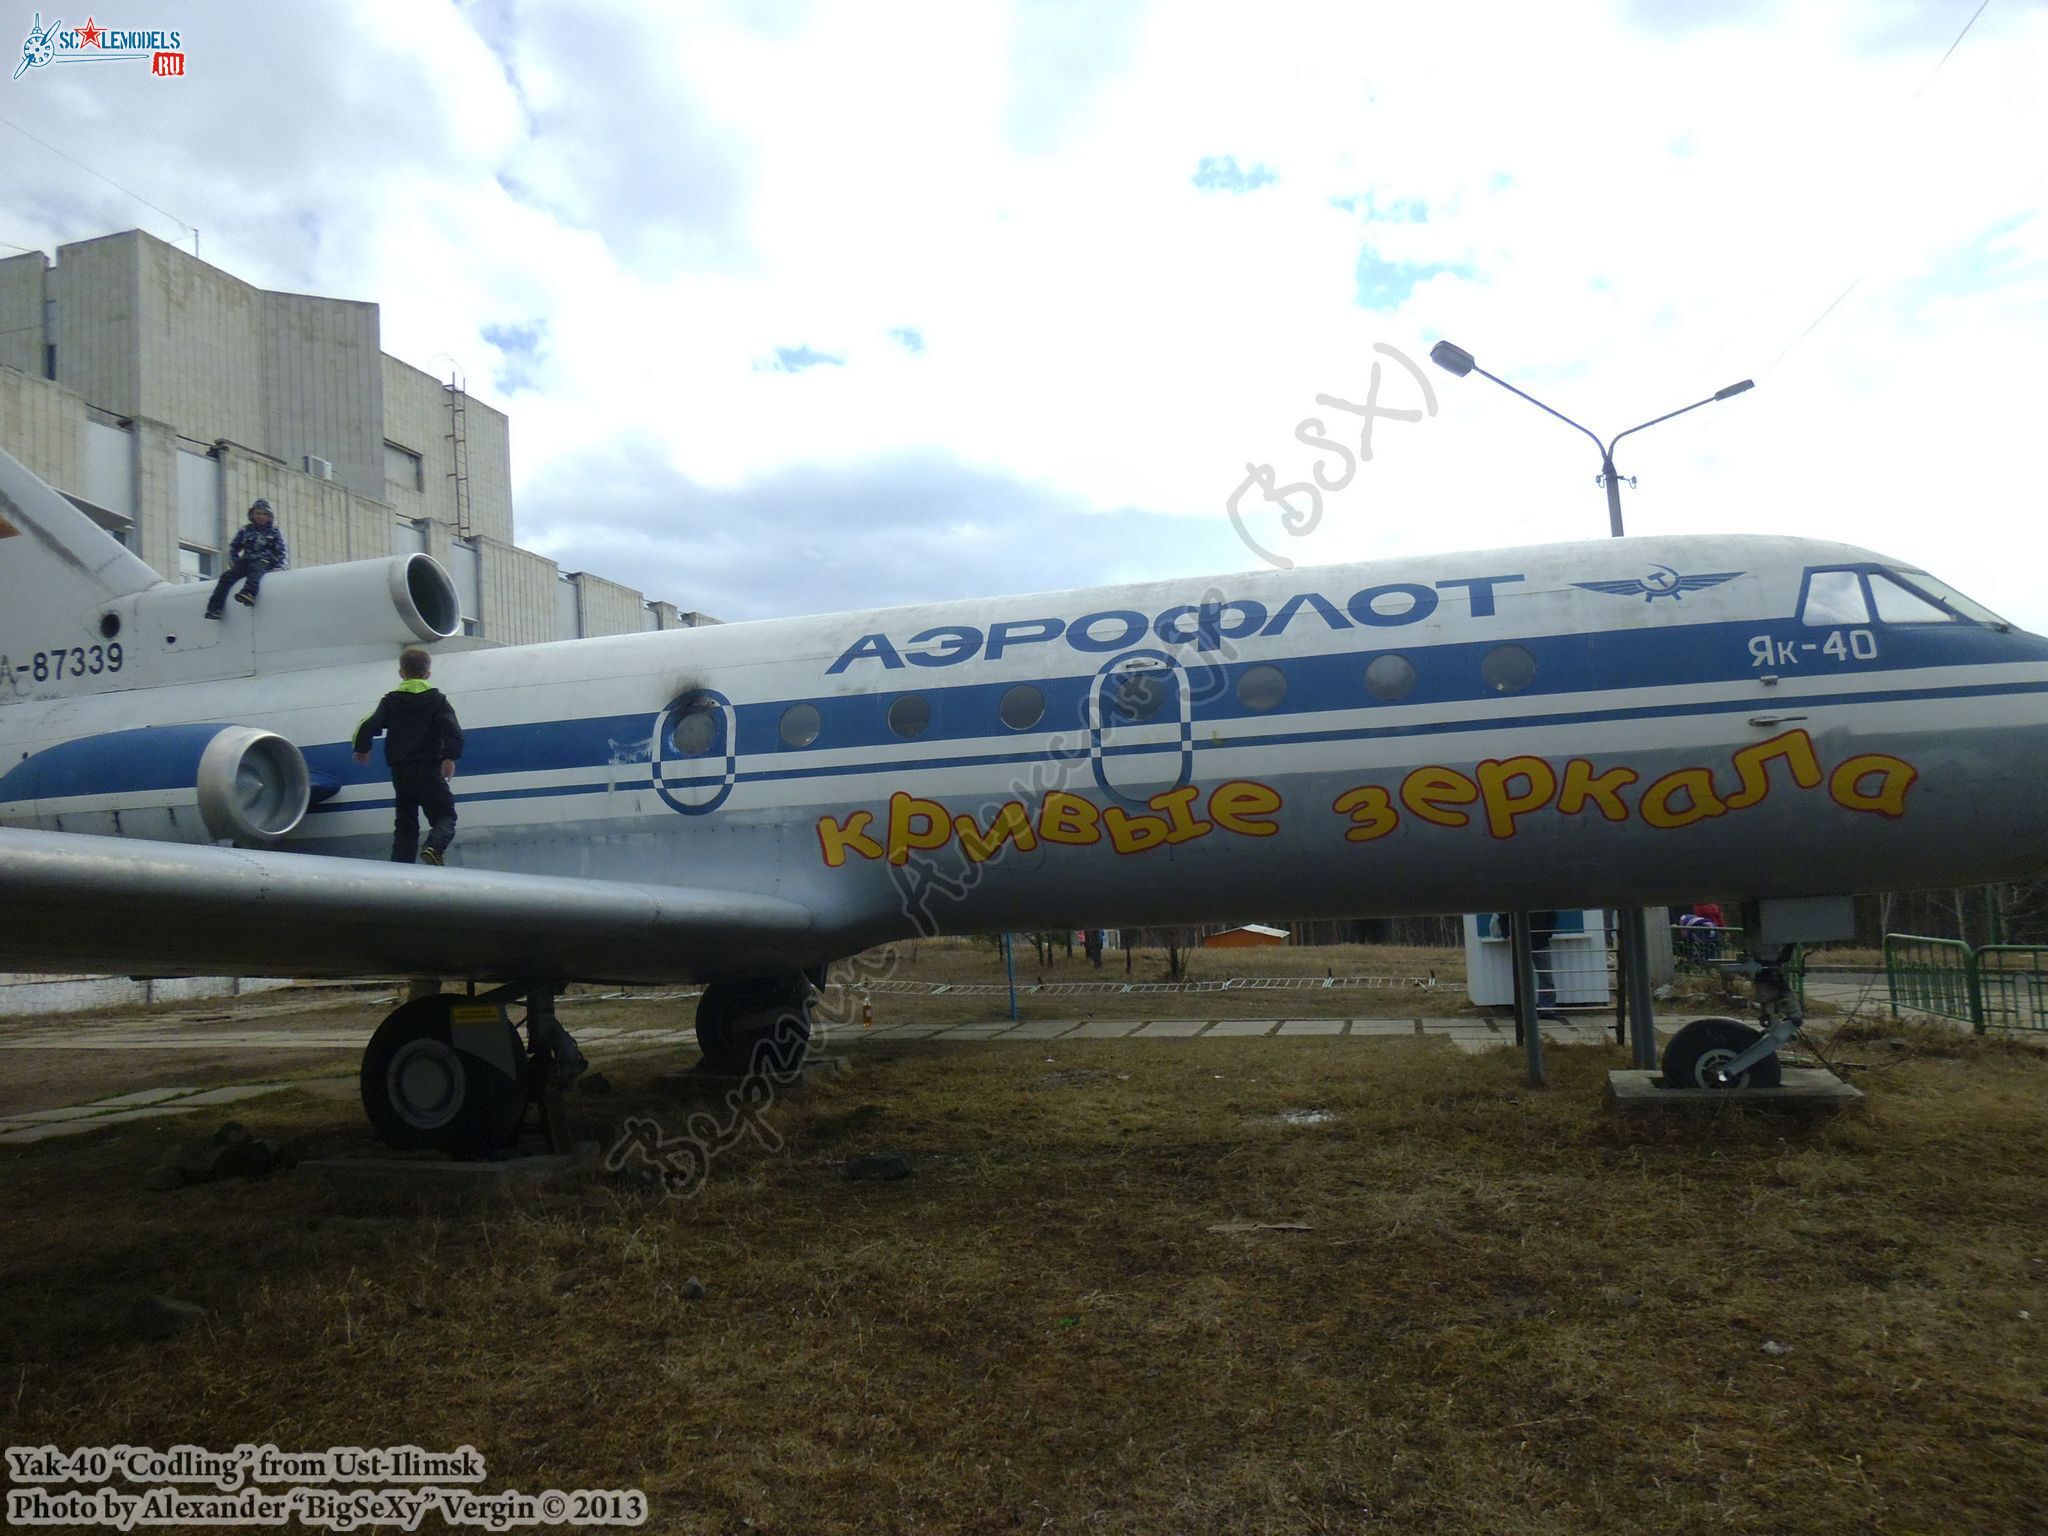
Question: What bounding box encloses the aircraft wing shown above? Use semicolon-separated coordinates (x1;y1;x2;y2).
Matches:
0;828;817;985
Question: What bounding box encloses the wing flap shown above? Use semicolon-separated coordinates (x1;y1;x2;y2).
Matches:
0;828;816;985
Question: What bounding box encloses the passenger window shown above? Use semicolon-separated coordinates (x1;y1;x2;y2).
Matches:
778;703;822;748
998;684;1044;731
1107;664;1169;723
670;699;718;757
887;694;931;739
1236;664;1287;712
1868;573;1954;624
1481;644;1536;695
1800;570;1869;626
1364;653;1416;702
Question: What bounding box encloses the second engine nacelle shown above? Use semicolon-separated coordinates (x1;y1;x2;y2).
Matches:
0;724;312;845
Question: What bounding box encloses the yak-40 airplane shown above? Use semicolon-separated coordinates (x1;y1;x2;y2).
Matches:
3;444;2046;1152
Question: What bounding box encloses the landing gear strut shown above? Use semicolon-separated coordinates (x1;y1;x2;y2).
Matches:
694;973;816;1077
1659;944;1799;1090
360;983;586;1154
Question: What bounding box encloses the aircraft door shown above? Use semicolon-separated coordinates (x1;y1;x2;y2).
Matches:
1090;651;1190;803
652;690;737;814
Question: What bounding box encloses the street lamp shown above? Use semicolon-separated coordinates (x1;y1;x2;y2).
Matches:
1429;340;1755;1071
1429;339;1752;538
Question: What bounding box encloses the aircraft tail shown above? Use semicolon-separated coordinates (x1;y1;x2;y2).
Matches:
0;444;165;703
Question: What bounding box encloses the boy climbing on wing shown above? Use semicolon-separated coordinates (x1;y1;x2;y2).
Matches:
204;498;288;618
352;647;464;864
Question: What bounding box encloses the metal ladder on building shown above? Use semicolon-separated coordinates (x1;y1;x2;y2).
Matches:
444;371;472;538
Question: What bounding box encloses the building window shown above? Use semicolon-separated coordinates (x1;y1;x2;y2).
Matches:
177;545;218;583
384;441;424;493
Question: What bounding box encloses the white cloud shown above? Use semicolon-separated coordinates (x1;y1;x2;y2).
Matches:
2;0;2044;629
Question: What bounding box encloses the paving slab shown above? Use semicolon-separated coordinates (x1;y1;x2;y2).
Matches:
1067;1021;1143;1038
1276;1020;1345;1036
0;1105;212;1143
1132;1020;1209;1038
170;1083;291;1107
1347;1020;1415;1036
1205;1020;1278;1037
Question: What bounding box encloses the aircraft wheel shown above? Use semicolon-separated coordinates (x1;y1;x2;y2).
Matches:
1660;1016;1783;1091
695;977;813;1076
360;996;530;1153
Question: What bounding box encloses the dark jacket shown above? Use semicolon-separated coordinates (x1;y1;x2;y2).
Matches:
228;520;290;570
353;682;463;767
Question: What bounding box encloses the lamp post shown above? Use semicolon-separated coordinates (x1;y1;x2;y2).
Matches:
1428;340;1755;1070
1428;341;1751;537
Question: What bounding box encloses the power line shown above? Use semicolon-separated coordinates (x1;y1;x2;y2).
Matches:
1756;0;1995;376
0;110;195;250
1914;0;1993;99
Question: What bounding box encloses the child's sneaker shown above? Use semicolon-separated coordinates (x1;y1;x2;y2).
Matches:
203;608;223;620
419;847;444;866
234;590;256;607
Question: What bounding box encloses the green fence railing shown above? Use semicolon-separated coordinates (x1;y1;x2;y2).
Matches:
1884;934;2047;1033
1976;945;2048;1033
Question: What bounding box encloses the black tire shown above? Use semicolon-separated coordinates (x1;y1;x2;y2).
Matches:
695;978;813;1077
1660;1016;1783;1091
360;996;530;1153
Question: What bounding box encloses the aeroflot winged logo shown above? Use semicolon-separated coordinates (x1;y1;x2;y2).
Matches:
14;13;187;80
1574;566;1742;602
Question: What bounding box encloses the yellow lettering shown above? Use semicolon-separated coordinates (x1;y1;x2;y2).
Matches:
1399;765;1478;829
1209;779;1282;837
1829;753;1917;819
954;801;1040;863
1332;785;1398;843
1104;806;1172;854
1039;790;1102;846
1147;784;1214;844
816;810;884;868
1475;755;1558;840
1640;767;1728;829
886;791;952;865
1556;758;1638;822
1725;729;1823;810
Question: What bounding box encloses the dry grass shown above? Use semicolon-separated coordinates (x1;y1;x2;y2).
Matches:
4;1017;2046;1534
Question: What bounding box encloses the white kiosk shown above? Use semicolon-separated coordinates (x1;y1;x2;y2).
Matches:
1463;910;1612;1008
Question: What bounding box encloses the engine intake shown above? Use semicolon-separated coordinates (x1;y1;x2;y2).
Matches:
0;724;312;845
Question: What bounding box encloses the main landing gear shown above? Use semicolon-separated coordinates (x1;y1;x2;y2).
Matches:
693;971;818;1077
360;984;587;1155
1660;945;1801;1090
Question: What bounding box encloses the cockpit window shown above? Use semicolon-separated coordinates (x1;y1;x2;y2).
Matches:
1888;569;2007;627
1868;572;1953;625
1800;570;1868;627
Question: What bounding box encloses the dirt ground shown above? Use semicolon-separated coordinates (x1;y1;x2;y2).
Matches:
1;953;2043;1534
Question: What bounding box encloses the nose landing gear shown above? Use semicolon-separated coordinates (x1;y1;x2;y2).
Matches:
1659;945;1801;1090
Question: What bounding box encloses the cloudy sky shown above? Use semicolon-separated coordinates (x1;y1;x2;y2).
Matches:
5;0;2044;629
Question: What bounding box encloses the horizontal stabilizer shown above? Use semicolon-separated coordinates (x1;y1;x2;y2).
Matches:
0;828;817;985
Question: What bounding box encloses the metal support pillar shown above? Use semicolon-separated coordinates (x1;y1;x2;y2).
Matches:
1622;907;1658;1068
1510;910;1544;1087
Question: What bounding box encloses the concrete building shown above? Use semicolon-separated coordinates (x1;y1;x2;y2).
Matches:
0;230;716;1015
0;228;714;642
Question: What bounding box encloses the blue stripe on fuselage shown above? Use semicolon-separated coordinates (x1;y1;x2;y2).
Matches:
305;673;2048;817
310;615;2043;784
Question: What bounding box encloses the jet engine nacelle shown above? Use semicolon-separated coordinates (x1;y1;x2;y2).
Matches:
0;723;312;845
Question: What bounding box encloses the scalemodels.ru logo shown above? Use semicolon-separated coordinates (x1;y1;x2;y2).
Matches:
14;13;186;80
